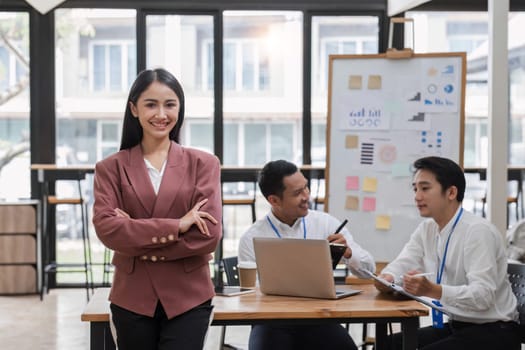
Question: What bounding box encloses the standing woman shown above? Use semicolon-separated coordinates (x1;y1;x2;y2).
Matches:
92;68;222;350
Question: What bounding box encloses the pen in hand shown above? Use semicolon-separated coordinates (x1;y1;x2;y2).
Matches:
335;219;348;234
401;272;434;279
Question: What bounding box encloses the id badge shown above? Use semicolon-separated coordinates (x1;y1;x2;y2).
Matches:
432;300;444;328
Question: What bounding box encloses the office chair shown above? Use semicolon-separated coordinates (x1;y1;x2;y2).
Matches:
476;169;524;227
507;262;525;344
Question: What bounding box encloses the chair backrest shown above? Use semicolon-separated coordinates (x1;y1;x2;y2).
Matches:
507;221;525;263
222;256;240;286
507;263;525;342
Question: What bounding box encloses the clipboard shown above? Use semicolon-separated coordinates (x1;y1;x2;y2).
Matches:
361;269;451;316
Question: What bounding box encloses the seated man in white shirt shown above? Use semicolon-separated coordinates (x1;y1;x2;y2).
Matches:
238;159;375;350
374;156;520;350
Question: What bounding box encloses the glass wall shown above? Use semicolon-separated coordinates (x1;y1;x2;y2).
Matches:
54;9;136;283
310;16;379;166
0;12;30;200
222;11;303;166
43;6;384;282
407;11;525;167
146;14;214;153
406;11;525;223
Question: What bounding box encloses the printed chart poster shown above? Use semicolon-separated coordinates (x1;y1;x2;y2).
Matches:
358;136;398;172
336;93;391;131
418;60;460;113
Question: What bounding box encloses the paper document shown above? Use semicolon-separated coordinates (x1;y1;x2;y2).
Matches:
361;269;451;316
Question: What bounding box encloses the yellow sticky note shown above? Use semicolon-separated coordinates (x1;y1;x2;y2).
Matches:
345;135;358;149
368;75;382;89
362;177;377;193
345;196;359;210
348;75;362;89
376;215;391;230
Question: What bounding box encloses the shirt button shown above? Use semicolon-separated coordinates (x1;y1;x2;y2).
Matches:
141;255;148;260
168;234;175;241
160;256;166;261
152;237;158;243
150;255;158;262
160;237;167;244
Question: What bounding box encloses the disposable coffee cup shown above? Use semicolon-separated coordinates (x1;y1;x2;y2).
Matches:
238;261;257;288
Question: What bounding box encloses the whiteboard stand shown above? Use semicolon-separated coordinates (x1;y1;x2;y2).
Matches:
325;52;466;261
386;17;414;59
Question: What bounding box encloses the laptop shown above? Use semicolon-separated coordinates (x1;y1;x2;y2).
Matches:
253;237;362;299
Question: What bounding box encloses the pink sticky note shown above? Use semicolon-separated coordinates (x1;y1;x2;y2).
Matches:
346;176;359;191
362;197;376;211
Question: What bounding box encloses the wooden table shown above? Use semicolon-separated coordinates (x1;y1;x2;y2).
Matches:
81;284;428;350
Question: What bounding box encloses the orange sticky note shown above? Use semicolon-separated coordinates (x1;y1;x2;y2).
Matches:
348;75;362;89
345;196;359;210
345;135;358;149
368;75;382;89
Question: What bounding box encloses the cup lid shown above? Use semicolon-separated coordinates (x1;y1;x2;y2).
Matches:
237;261;257;269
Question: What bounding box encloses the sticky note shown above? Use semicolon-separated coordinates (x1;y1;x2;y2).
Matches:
362;197;376;211
345;135;358;149
348;75;362;89
376;215;391;230
362;177;377;192
391;162;411;177
346;176;359;191
345;196;359;210
368;75;382;89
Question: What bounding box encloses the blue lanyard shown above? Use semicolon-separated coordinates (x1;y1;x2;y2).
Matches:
436;207;463;284
266;216;306;239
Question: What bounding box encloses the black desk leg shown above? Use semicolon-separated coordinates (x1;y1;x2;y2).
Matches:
375;321;388;350
90;322;116;350
401;317;419;350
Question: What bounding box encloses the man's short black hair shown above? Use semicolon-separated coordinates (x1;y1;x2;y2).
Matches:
258;160;298;199
413;156;465;202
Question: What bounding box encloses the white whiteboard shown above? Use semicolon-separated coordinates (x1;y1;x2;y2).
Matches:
326;53;465;261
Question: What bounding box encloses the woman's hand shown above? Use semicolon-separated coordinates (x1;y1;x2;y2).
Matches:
114;208;130;218
179;198;218;236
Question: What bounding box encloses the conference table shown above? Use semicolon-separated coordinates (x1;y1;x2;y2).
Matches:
81;284;428;350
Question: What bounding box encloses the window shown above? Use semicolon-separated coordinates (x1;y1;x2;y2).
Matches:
0;12;30;200
90;42;135;92
146;15;214;151
187;122;213;153
223;11;303;166
311;16;379;166
223;39;270;92
55;8;136;285
97;121;121;159
407;12;525;168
